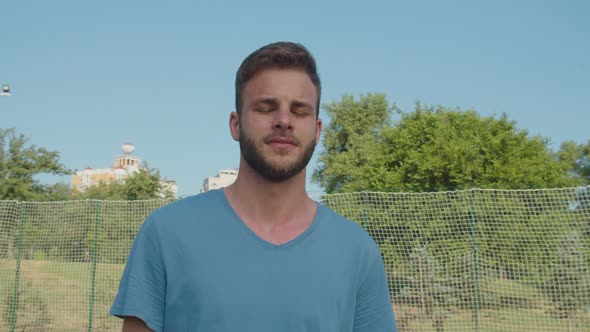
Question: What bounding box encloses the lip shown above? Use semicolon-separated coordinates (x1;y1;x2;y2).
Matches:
266;137;298;149
267;137;296;145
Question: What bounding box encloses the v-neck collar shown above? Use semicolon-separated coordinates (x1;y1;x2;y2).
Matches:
215;189;323;250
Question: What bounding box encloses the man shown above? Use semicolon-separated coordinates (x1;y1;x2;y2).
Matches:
110;42;397;331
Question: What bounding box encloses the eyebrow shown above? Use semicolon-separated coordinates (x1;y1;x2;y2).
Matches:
254;98;279;107
291;100;313;111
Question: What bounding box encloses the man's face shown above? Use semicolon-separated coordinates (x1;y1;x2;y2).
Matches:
231;69;322;182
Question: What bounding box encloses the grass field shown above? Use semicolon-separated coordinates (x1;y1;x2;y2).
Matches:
0;259;123;332
0;259;588;331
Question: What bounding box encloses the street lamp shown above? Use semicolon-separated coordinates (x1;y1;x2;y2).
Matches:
0;84;10;97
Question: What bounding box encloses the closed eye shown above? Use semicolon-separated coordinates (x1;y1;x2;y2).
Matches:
292;108;313;117
291;101;314;117
256;107;275;113
254;98;279;113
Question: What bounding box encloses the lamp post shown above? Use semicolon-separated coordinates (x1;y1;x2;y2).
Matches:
0;84;11;96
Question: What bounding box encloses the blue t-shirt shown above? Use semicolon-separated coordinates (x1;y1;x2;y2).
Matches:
110;189;397;332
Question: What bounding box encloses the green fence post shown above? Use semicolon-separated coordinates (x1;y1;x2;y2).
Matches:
361;192;368;228
470;190;479;332
88;201;100;332
9;203;25;332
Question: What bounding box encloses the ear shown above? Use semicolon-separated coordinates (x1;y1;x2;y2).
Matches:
315;117;322;145
229;112;240;141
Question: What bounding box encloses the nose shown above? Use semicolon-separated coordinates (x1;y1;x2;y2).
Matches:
273;106;292;131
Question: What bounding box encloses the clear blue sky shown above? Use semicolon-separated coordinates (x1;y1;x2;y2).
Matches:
2;1;588;197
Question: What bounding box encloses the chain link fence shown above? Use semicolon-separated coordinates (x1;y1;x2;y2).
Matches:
1;187;589;331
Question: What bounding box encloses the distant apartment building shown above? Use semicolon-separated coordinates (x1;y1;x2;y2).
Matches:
201;169;238;192
71;143;177;197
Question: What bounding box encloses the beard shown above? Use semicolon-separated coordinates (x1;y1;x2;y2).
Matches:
239;128;316;182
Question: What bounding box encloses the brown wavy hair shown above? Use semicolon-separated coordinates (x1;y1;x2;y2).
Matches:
235;42;321;116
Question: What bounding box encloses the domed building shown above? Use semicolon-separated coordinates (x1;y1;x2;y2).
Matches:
71;144;177;197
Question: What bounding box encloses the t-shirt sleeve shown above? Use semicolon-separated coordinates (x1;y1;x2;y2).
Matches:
353;241;398;332
110;214;166;332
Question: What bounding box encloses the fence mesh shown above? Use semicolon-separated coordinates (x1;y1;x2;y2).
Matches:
1;187;589;331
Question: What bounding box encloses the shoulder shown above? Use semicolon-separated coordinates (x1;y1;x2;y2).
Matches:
145;189;226;230
316;204;380;254
151;189;224;218
315;204;385;289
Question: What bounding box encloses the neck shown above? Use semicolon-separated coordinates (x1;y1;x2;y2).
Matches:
224;158;314;226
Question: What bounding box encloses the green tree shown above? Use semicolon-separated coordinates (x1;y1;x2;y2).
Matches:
122;167;174;200
546;232;590;331
397;246;454;332
313;93;395;193
0;128;71;200
314;99;577;193
558;140;590;184
43;182;75;201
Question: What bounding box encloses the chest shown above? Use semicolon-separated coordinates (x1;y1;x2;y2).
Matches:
244;220;312;245
163;237;359;330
